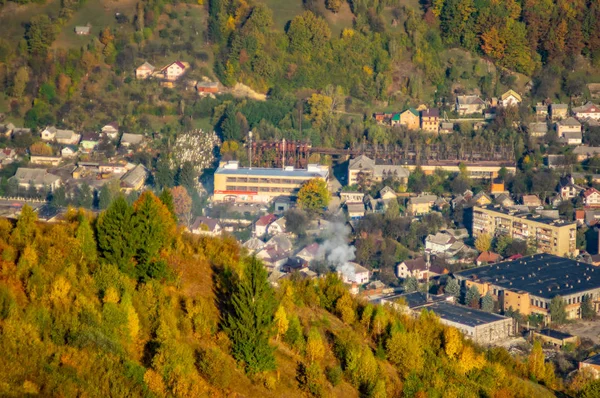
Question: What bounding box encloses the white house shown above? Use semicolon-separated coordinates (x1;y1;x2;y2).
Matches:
55;129;81;145
101;122;120;140
339;262;370;284
267;217;287;235
396;257;428;280
255;214;277;236
61;146;77;158
295;243;323;263
135;62;155;80
189;216;222;236
161;61;187;81
573;102;600;120
500;90;522;107
11;168;61;191
425;232;456;254
340;191;364;204
584;188;600;208
120;133;144;148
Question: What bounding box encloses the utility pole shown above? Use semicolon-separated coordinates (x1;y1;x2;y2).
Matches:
282;138;286;169
425;251;431;302
248;130;253;169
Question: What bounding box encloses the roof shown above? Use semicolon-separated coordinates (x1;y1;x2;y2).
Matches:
120;133;144;145
454;254;600;299
477;251;502;263
349;262;369;274
477;204;576;227
75;26;91;34
457;95;485;106
215;165;328;179
584;188;600;198
427;301;510;327
582;353;600;366
349;154;375;170
256;214;278;227
191;216;219;231
550;103;568;110
573;102;600;114
296;243;320;258
55;129;78;140
401;257;427;272
562;131;582;140
522;195;541;205
529;122;548;133
409;194;437;204
401;108;419;117
379;186;396;197
13;168;60;186
81;132;100;141
501;90;522;102
427;232;455;246
163;61;186;71
533;328;575;341
265;234;293;252
137;62;155;71
347;202;365;213
120;164;147;187
421;108;440;117
243;237;265;251
558;117;581;127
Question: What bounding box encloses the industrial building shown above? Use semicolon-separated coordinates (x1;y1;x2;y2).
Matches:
379;292;513;344
454;254;600;320
213;161;329;203
426;301;514;345
472;205;577;256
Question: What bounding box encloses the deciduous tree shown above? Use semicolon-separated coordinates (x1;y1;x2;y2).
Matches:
475;233;492;252
297;178;330;214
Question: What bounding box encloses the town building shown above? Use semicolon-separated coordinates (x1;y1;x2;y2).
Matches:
75;25;91;35
476;251;502;266
534;103;548;117
558;176;585;200
213;161;329;203
136;62;155;79
454;254;600;320
439;122;454;134
394;108;420;130
160;61;187;81
579;353;600;376
420;108;440;133
80;132;100;152
500;90;522;107
347;155;410;186
119;164;147;193
557;117;582;145
267;217;287;235
346;202;366;220
573;146;600;161
120;133;144;148
407;194;438;216
340;191;365;204
30;155;61;166
61;146;77;158
11;168;61;191
339;262;370;284
456;95;486;115
472;205;577;256
196;81;219;94
573;102;600;120
41;127;80;144
189;216;222;236
396;257;428;280
255;214;278;236
584;188;600;208
521;195;542;207
101;122;120;140
550;104;568;120
532;329;579;348
403;162;516;180
528;122;548;137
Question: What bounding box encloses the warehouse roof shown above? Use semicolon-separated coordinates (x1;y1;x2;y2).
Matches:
216;161;328;179
427;301;510;327
454;254;600;299
476;205;576;227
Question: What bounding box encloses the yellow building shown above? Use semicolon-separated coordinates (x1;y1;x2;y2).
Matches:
420;108;440;133
472;205;577;256
213;161;329;203
404;162;516;180
455;254;600;320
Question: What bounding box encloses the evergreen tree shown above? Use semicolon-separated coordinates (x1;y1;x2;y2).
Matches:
50;186;67;208
155;156;175;190
220;104;241;141
465;285;481;308
481;292;494;312
581;294;596;320
159;188;177;223
96;197;138;273
98;184;112;210
445;278;460;298
76;215;97;267
224;256;277;374
284;315;305;352
403;276;418;293
176;161;196;190
550;295;567;324
133;191;174;268
77;183;94;209
10;204;37;252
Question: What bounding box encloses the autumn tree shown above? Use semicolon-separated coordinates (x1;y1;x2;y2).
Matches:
325;0;342;13
287;11;331;55
297;178;330;214
10;204;37;252
306;327;325;363
307;94;333;129
335;293;355;324
169;186;191;225
159;188;176;223
29;142;53;156
443;327;462;359
12;67;29;98
549;295;567;324
274;305;288;341
475;233;492;252
386;331;424;376
224;256;277;374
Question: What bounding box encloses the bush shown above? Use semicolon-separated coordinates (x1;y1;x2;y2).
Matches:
196;347;232;388
326;365;343;386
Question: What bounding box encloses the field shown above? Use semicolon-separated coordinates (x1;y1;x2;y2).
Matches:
0;0;61;48
256;0;304;30
53;0;138;49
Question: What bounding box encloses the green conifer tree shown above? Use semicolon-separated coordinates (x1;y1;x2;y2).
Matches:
133;192;173;268
159;188;177;223
225;256;277;374
76;215;97;267
445;278;460;298
481;292;494;312
98;184;112;210
96;197;138;273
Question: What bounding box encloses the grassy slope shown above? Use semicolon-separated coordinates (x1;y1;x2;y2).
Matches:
0;0;61;47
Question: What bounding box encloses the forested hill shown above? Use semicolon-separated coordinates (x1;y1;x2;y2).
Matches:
0;193;562;397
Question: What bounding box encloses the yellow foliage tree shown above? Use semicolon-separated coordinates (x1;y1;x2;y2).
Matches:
274;305;288;341
475;233;492;253
443;327;462;359
386;331;424;376
126;303;140;342
456;345;485;374
103;286;120;304
50;276;71;304
307;93;333;129
306;328;325;363
527;341;545;381
335;293;355;324
144;369;166;397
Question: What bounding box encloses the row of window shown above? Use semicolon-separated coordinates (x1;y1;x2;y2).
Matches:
225;177;305;184
225;186;298;194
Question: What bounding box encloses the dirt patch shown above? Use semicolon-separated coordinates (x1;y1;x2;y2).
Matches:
229;83;267;101
559;319;600;344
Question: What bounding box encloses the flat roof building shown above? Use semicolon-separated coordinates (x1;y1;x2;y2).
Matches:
454;254;600;320
214;161;329;203
472;205;577;256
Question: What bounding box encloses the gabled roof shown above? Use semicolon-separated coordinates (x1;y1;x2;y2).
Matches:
557;117;581;127
401;257;427;272
379;186;396;198
137;62;155;71
256;214;277;227
120;133;144;145
13;168;60;186
501;89;522;102
243;237;265;251
477;251;502;263
421;108;439;117
409;194;437;204
457;95;485;106
349;154;375;170
573;102;600;114
584;187;600;198
191;216;220;231
401;108;419;117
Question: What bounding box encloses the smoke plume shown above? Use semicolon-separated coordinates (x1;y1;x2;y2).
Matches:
319;222;356;280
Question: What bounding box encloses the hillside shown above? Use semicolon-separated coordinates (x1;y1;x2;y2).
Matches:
0;195;569;397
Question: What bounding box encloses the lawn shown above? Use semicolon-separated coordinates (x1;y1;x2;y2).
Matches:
0;0;62;49
256;0;304;30
53;0;137;49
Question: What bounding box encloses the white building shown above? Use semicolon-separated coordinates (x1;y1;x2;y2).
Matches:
339;262;370;284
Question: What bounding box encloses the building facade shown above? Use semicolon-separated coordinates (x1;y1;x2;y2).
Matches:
214;161;329;203
420;108;440;133
472;205;577;256
347;155;410;186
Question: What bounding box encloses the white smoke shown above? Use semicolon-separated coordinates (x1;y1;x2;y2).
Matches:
318;222;356;281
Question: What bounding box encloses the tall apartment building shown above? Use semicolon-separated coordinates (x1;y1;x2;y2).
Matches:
472;205;577;256
213;161;329;203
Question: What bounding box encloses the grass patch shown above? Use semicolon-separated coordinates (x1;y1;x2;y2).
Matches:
0;0;62;49
256;0;304;30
